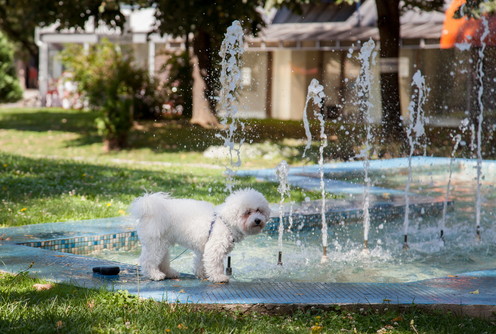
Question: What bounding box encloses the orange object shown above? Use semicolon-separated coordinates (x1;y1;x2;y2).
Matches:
440;0;496;48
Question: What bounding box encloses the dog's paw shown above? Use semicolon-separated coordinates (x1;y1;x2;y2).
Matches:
195;271;207;279
149;271;166;281
164;268;180;279
209;274;230;283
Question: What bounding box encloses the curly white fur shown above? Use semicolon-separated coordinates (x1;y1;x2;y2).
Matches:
129;188;270;283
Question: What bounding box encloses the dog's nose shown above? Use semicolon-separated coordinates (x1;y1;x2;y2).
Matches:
254;218;261;225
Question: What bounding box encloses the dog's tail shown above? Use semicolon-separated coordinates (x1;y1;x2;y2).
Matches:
129;192;171;222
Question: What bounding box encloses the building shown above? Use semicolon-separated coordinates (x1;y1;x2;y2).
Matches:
36;0;495;124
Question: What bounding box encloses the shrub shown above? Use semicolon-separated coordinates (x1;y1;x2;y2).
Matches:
60;40;159;151
0;32;23;103
133;75;168;120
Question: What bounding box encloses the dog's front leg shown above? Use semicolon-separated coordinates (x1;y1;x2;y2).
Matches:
193;250;207;279
203;237;233;283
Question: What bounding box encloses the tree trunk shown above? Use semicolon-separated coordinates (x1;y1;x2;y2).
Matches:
190;54;219;128
103;134;127;152
376;0;405;142
190;30;220;128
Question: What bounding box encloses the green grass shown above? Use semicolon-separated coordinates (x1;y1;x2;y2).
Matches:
0;108;331;227
0;152;323;227
1;272;493;334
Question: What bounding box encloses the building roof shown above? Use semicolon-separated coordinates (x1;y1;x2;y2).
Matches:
249;0;446;50
37;0;447;50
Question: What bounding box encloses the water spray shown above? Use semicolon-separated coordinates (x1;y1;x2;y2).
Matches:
301;79;328;264
440;124;465;245
475;17;489;243
216;20;245;193
356;39;376;253
403;70;428;251
217;21;244;275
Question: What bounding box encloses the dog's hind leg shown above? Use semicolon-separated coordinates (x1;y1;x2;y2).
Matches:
139;241;172;281
158;249;180;279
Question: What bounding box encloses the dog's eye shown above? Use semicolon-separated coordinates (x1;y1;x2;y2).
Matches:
244;210;252;216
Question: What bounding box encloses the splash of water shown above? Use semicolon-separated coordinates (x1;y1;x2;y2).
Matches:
276;160;290;265
475;17;489;241
301;79;328;262
440;118;469;243
403;70;428;249
215;21;245;193
302;79;326;157
356;39;376;250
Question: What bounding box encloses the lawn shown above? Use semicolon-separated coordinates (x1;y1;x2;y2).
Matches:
0;108;329;227
1;107;495;333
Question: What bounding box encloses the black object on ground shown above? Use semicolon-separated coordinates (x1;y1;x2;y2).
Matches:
93;266;120;275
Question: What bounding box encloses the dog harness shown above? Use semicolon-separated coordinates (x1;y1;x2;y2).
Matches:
207;212;241;243
207;213;217;239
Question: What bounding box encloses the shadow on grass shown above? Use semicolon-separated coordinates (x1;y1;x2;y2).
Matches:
124;118;362;159
0;152;212;203
4;108;491;160
0;108;97;134
0;108;361;158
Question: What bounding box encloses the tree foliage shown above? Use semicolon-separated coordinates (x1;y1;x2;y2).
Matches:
0;0;125;59
454;0;496;18
144;0;266;114
0;32;22;103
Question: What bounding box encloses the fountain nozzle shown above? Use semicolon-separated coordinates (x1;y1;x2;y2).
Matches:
226;256;232;276
402;235;410;250
277;251;283;266
320;246;329;264
476;226;481;242
361;240;370;254
440;229;446;245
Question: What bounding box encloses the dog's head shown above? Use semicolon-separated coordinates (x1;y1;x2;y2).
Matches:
218;188;271;235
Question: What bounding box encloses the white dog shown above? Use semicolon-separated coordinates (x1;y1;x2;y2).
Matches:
129;188;270;283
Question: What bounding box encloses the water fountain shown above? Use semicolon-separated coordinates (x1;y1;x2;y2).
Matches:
474;17;489;242
402;70;428;250
210;20;493;279
216;20;245;194
439;119;469;244
114;21;494;282
215;20;245;274
275;160;290;265
355;39;376;251
301;79;329;263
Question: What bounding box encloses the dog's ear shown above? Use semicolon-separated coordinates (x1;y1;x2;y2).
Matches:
217;201;242;225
